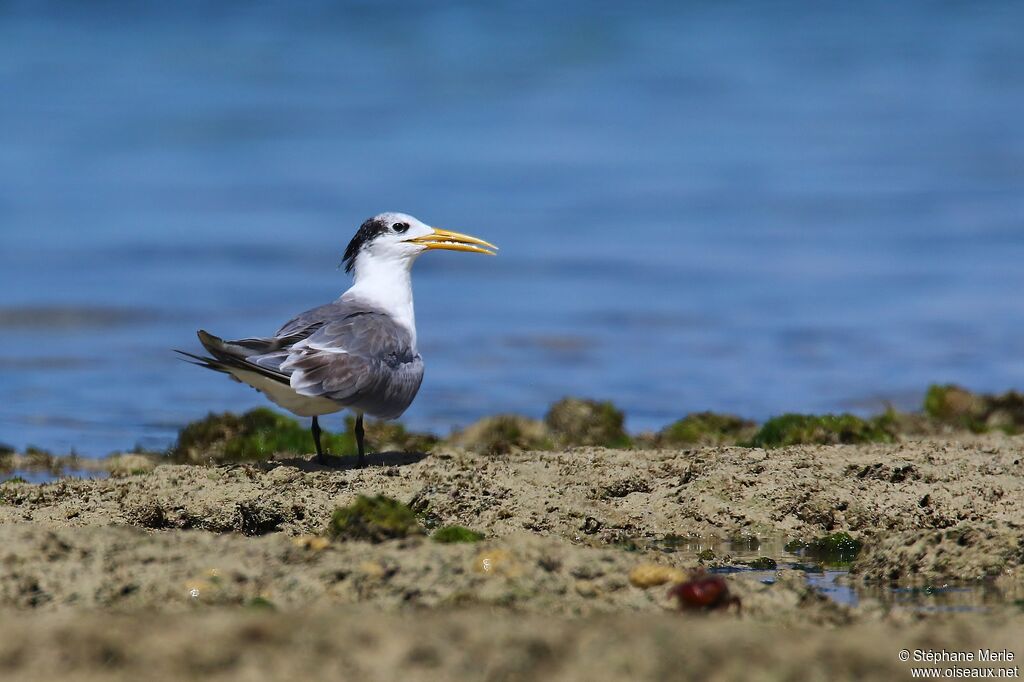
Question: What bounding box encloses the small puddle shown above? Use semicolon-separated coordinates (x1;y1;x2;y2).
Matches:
626;535;1003;613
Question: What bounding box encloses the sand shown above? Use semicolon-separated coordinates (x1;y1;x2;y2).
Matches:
1;436;1022;681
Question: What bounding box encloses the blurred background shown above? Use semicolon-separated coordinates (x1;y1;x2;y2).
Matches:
1;1;1023;457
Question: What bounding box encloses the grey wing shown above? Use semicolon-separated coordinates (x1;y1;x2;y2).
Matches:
189;300;424;420
232;300;365;375
273;301;347;339
199;302;348;365
269;310;424;420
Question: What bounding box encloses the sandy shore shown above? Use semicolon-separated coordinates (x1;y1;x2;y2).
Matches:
2;610;1022;682
1;436;1022;680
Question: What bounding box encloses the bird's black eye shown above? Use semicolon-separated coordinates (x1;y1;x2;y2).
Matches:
393;222;410;234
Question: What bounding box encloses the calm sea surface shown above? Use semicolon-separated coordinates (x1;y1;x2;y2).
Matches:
2;2;1023;456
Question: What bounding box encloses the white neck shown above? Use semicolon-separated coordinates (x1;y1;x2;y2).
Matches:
342;252;417;346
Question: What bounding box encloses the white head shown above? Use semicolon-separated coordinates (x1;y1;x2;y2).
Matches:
342;212;497;279
339;213;497;342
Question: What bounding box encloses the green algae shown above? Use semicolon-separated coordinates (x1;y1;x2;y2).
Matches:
545;398;631;448
328;495;424;543
746;557;778;570
923;384;1024;434
658;412;758;447
924;384;989;432
749;413;897;448
447;415;552;455
170;408;355;464
246;597;277;611
784;539;808;553
446;397;637;456
0;476;30;504
432;525;486;543
170;408;439;464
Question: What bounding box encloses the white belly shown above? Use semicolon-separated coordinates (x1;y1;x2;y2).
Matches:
230;368;344;417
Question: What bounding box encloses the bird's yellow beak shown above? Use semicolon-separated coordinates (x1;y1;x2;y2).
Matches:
409;228;498;256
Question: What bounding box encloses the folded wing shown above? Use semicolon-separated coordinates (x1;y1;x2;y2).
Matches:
180;300;424;420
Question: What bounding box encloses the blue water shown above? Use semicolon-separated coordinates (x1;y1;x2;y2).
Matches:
2;2;1023;456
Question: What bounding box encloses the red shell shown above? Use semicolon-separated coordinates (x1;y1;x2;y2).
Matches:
668;575;729;609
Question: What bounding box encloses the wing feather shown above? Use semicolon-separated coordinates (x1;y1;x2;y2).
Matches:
185;298;424;419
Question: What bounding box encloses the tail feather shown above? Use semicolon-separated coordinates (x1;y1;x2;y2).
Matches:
198;329;285;361
177;330;344;417
174;348;221;368
178;331;290;385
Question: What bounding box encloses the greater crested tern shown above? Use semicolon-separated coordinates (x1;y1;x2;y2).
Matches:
177;213;497;467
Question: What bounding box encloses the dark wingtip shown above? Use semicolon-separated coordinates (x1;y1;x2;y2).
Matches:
174;349;235;376
196;329;222;353
174;348;212;364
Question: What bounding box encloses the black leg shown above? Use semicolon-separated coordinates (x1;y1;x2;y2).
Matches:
355;413;365;468
311;416;326;465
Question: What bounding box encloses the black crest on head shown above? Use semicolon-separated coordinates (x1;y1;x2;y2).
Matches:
343;216;390;273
